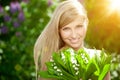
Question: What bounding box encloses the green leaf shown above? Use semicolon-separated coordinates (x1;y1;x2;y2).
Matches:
98;64;110;80
39;71;61;79
84;61;97;80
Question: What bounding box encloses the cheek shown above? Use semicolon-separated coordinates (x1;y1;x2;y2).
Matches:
78;27;87;36
60;30;71;39
82;28;87;39
83;28;86;35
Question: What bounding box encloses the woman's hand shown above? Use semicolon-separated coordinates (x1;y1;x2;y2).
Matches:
104;72;111;80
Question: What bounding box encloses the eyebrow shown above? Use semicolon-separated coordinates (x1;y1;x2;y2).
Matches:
76;24;84;26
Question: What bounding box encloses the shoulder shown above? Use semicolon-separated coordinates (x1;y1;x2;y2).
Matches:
83;48;101;58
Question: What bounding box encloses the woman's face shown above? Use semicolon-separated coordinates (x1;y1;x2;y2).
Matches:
60;17;87;51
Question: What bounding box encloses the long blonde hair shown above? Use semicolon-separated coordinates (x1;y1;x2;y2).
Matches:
34;0;88;78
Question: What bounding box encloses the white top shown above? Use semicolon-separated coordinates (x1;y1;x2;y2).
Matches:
84;48;101;59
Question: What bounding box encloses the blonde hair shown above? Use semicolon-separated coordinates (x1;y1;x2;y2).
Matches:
34;0;88;79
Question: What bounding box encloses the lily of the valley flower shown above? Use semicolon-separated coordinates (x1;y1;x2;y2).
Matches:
39;48;111;80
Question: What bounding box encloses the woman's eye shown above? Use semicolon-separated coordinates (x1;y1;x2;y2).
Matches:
77;25;83;28
62;27;69;31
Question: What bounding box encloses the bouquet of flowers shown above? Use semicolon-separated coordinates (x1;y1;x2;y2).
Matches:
39;48;111;80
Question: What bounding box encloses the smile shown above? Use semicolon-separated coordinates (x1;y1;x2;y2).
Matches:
70;39;80;44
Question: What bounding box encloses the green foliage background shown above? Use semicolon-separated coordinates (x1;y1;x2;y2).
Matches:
0;0;120;80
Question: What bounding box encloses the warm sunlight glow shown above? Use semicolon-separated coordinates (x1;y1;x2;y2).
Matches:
108;0;120;14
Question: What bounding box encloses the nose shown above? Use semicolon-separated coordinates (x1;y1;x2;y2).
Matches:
71;30;77;39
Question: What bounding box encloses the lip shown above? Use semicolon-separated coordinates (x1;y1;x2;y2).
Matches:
70;39;79;44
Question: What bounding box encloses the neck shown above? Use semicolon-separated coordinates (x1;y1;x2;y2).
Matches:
74;45;84;51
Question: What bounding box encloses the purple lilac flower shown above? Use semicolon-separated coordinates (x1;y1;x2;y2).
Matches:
13;21;20;28
18;11;25;22
10;1;21;14
4;14;11;22
0;5;4;13
0;26;8;34
48;0;53;6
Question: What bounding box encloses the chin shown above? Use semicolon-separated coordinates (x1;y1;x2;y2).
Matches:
71;46;80;50
70;44;82;50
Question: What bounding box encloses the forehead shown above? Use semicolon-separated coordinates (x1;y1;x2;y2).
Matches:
63;15;86;26
66;17;85;26
75;16;85;23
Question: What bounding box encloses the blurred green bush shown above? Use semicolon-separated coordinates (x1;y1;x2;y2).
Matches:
0;0;59;80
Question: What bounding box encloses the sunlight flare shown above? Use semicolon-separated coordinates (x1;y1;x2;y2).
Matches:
108;0;120;14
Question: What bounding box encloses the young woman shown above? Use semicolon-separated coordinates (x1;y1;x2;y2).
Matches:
34;0;110;80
